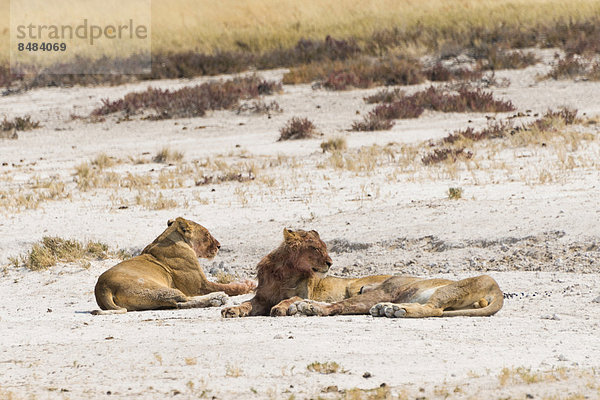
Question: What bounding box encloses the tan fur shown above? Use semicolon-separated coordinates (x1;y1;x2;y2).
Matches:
289;274;504;318
221;228;391;317
92;217;255;314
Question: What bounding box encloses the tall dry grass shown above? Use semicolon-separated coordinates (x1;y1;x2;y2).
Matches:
1;0;600;64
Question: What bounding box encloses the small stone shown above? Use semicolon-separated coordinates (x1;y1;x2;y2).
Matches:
363;372;372;378
322;386;338;393
592;295;600;303
540;314;560;320
273;334;284;339
557;354;568;361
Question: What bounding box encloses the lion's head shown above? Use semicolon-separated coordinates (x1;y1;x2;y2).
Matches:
257;228;332;283
166;217;221;259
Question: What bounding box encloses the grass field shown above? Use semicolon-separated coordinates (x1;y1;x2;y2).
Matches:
1;0;600;66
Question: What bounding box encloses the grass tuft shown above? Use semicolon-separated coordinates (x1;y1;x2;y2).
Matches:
1;115;41;136
153;147;184;164
320;137;348;153
448;187;463;199
10;237;112;270
307;361;342;374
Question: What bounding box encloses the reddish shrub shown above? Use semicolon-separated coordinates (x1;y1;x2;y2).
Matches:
91;76;281;120
278;117;320;140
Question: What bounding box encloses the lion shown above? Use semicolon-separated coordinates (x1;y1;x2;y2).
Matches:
288;274;504;318
221;228;391;317
92;217;255;315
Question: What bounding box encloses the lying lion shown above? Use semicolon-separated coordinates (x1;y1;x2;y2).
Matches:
288;274;504;318
93;217;255;315
221;228;390;317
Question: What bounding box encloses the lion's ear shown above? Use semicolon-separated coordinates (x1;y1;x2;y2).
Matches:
283;228;296;242
176;217;191;233
310;230;320;238
167;219;176;227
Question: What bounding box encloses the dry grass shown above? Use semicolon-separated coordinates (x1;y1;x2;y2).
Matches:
343;386;393;400
421;108;579;166
9;237;114;270
321;137;348;153
2;0;600;92
0;179;70;212
307;361;342;374
498;367;569;386
1;115;40;132
154;147;184;164
2;0;599;61
225;364;243;378
135;192;178;210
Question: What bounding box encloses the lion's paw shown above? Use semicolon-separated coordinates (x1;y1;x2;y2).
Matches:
207;291;228;307
269;305;287;317
221;305;243;318
370;303;406;318
288;300;326;316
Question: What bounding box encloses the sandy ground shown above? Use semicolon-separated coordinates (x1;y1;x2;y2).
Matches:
1;50;600;399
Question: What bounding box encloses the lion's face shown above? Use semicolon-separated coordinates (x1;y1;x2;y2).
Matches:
169;217;221;259
284;228;332;276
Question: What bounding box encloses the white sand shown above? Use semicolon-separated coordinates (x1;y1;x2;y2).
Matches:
1;53;600;398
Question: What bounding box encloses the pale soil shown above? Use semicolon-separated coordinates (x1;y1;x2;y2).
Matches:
1;50;600;399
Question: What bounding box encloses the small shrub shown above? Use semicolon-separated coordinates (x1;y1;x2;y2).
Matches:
448;187;463;199
278;117;320;141
443;121;512;144
351;112;395;131
371;99;425;120
234;100;282;115
421;148;473;165
424;63;482;81
409;86;515;113
544;55;588;80
320;137;348;153
364;88;404;104
478;49;539;71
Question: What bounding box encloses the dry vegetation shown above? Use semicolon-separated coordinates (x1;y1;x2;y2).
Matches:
279;117;321;141
307;361;343;374
9;236;126;270
352;86;515;131
544;55;600;81
2;0;599;92
91;76;281;120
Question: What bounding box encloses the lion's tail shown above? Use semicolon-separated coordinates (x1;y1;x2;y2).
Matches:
91;282;127;315
441;282;504;317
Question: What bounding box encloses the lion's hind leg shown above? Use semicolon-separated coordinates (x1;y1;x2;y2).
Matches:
177;292;228;309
